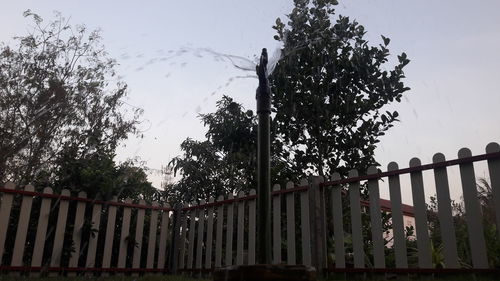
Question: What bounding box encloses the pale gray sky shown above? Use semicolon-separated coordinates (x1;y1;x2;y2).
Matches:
1;1;499;203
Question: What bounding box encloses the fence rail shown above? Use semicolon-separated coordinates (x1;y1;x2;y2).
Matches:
0;142;500;276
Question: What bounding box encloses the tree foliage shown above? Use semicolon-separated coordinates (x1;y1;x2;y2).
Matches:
169;0;410;203
167;96;257;203
0;11;156;200
270;0;410;177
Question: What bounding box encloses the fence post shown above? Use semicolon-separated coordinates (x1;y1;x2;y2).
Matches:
11;185;35;276
433;153;459;268
101;196;118;276
248;190;257;265
330;173;345;269
348;170;364;268
458;148;488;268
308;176;327;271
387;162;408;269
157;204;171;271
118;198;133;270
0;182;15;266
486;142;500;239
169;204;182;274
31;187;53;276
50;189;71;277
272;184;281;264
205;197;215;269
68;191;87;276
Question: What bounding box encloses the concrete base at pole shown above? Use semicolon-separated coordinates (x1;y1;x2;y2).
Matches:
213;264;317;281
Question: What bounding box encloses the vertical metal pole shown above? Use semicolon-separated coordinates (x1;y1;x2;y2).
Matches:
256;48;272;264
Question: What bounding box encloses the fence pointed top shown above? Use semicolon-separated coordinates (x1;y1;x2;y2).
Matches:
367;166;378;175
409;157;421;167
433;152;446;163
24;185;34;191
299;178;308;186
286;181;294;189
208;197;215;203
486;142;500;153
348;169;359;177
200;199;206;205
250;189;256;195
42;186;53;194
77;191;87;198
272;184;280;192
458;147;472;158
61;189;71;196
4;181;15;189
388;161;399;171
217;195;225;201
331;172;341;181
164;203;171;208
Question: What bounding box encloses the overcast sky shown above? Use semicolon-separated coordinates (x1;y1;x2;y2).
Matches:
1;0;499;203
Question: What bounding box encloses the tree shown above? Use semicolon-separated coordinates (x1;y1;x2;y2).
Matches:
169;0;410;203
167;96;258;203
0;11;142;187
270;0;410;177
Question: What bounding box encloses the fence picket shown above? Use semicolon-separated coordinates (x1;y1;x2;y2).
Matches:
272;184;281;264
486;142;500;238
388;162;408;268
31;187;53;274
433;153;459;268
458;148;488;268
0;182;15;264
179;205;188;269
196;199;206;269
50;189;71;275
236;192;245;265
285;182;296;265
85;202;102;269
225;194;234;266
348;170;364;268
248;189;256;265
68;191;87;275
409;158;432;268
215;196;224;268
331;173;345;268
147;201;160;269
118;198;132;269
102;196;118;275
187;202;197;269
11;185;35;274
299;178;311;266
367;167;384;268
132;199;146;275
157;204;170;270
205;197;215;269
309;176;327;270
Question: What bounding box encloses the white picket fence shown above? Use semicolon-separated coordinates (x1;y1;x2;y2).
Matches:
0;142;500;275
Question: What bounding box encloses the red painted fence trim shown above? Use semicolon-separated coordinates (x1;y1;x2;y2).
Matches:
0;265;170;273
321;151;500;188
325;267;500;274
0;189;173;211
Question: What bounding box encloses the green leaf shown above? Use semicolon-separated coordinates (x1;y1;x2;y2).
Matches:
381;35;390;46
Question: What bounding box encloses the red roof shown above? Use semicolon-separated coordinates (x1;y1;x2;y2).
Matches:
359;198;415;217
